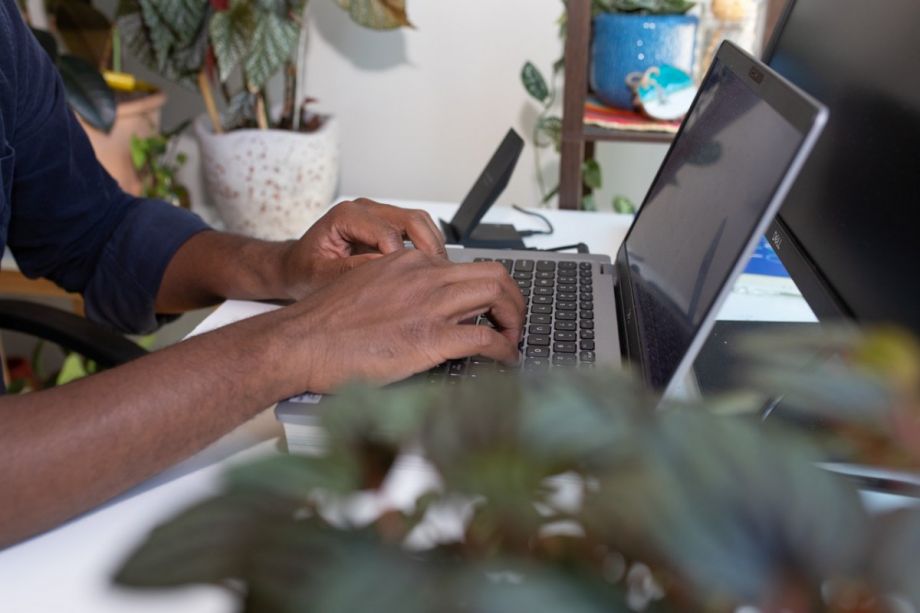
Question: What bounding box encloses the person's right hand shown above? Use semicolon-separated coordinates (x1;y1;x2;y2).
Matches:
272;249;526;393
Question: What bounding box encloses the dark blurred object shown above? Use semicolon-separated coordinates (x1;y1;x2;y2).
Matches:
0;299;146;371
764;0;920;337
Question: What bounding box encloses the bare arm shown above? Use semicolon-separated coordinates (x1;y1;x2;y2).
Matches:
155;198;448;312
0;251;524;548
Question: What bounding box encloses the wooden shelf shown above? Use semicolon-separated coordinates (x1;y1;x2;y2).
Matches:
558;0;790;210
582;124;675;144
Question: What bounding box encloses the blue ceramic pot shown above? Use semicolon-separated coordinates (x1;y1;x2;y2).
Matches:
591;13;699;110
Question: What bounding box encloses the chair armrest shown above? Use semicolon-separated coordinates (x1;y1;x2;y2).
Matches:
0;299;147;368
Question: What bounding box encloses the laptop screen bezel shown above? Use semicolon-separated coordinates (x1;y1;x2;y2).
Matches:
613;41;827;395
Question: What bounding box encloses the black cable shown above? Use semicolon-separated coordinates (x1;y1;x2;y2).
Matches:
512;204;554;237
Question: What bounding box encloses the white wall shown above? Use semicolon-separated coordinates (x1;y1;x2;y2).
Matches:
297;0;564;207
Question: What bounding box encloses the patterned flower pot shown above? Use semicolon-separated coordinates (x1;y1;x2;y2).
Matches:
591;13;699;110
195;115;339;240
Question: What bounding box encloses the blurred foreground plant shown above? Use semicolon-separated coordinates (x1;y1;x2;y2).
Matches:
115;328;920;612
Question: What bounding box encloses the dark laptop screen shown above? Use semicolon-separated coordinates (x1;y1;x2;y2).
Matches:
624;56;805;389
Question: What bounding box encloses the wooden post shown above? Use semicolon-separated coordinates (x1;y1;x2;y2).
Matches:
559;0;592;210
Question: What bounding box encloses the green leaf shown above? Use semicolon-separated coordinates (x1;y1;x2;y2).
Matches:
535;116;562;150
58;54;117;132
29;28;59;62
54;1;112;68
613;195;636;214
336;0;413;30
521;61;549;104
130;135;148;170
581;158;602;191
56;353;89;386
581;194;597;211
244;10;300;90
209;1;253;82
607;0;696;14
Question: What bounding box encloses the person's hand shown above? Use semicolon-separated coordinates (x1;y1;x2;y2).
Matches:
280;198;447;299
273;249;525;393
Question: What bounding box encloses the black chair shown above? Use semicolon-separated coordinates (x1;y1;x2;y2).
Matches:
0;299;147;369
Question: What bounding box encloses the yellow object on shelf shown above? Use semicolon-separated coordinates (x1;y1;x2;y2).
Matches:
103;71;158;93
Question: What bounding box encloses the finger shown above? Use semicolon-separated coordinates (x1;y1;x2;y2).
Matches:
336;207;405;254
383;208;447;258
438;262;527;316
431;278;524;345
336;253;384;274
437;323;521;365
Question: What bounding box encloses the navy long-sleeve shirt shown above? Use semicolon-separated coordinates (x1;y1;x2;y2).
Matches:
0;0;210;335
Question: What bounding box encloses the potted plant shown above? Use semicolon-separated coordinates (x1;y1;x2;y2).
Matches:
116;0;413;240
26;0;168;196
114;327;920;611
590;0;698;110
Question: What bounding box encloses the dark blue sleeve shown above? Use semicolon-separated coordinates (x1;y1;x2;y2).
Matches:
3;0;210;334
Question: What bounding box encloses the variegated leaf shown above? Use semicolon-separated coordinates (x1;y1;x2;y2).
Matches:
336;0;412;30
243;11;300;90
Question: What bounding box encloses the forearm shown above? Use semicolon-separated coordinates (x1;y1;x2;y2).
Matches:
156;231;296;312
0;307;307;548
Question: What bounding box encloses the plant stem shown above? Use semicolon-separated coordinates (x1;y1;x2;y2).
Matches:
112;29;122;74
253;88;269;130
293;2;311;131
280;61;296;130
198;70;223;134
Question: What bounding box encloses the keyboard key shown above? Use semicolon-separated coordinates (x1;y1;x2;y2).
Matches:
579;301;594;310
558;292;576;302
513;271;533;281
580;320;595;330
580;340;595;351
536;260;556;271
558;261;577;270
514;260;534;272
579;351;596;362
553;354;577;365
579;262;592;270
557;274;577;283
448;361;467;376
558;284;576;293
580;329;595;339
526;346;550;358
536;271;555;280
535;279;554;288
497;259;513;272
532;304;552;314
534;287;553;296
529;324;551;336
530;314;551;325
516;279;532;289
556;311;576;321
554;331;576;342
524;357;550;371
580;310;594;320
533;295;553;305
470;355;494;364
557;302;577;311
553;342;577;353
520;288;531;297
555;321;576;331
527;335;550;347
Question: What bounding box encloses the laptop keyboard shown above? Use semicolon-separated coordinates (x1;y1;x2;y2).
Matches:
426;258;597;384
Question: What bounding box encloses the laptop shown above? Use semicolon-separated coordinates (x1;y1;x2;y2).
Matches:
276;42;827;441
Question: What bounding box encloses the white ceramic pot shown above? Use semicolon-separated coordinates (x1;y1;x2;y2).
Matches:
195;115;339;240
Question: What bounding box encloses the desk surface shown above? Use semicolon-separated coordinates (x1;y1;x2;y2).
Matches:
0;200;821;612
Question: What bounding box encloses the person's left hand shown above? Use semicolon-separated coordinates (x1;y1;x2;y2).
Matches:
280;198;447;299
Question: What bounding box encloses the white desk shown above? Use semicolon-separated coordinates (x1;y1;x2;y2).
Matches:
0;200;817;612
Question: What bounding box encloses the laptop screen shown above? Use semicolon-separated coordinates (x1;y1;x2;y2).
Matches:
623;55;811;390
